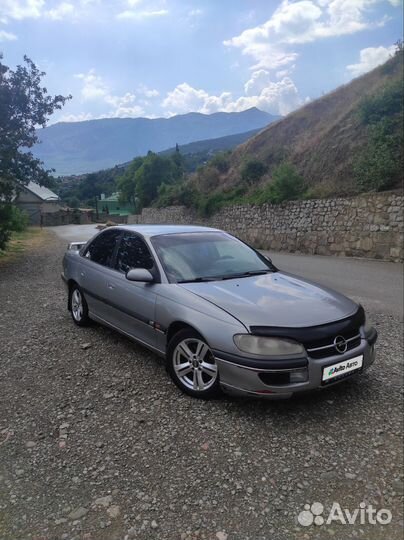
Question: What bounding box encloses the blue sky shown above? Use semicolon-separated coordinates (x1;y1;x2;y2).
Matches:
0;0;402;123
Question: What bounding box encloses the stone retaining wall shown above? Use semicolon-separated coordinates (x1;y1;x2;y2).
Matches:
131;191;403;261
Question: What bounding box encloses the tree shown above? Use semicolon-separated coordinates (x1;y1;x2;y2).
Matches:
241;159;268;185
135;153;177;208
117;157;145;208
117;152;184;211
0;54;70;249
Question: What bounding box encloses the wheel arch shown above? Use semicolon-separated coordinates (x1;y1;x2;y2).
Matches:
67;279;78;311
166;321;209;350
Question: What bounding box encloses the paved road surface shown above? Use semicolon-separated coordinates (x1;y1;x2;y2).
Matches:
48;224;100;243
267;251;403;319
49;224;403;318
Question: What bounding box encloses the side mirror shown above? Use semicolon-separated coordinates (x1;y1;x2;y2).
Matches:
126;268;154;283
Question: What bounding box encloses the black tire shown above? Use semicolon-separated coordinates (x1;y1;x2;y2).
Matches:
167;328;222;399
69;284;91;327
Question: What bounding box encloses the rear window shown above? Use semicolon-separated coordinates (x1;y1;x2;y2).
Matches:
84;229;121;268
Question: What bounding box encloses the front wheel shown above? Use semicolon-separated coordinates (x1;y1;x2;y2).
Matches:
69;284;91;326
167;329;222;399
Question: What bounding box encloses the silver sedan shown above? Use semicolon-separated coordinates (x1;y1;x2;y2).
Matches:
62;225;377;399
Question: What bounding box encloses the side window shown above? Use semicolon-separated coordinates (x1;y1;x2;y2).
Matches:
116;233;154;274
84;230;121;267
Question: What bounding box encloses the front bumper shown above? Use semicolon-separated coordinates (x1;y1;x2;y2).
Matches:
214;335;377;399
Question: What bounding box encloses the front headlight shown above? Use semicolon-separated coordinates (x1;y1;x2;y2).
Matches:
233;334;305;356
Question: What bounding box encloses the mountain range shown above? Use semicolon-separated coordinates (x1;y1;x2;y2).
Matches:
33;108;278;176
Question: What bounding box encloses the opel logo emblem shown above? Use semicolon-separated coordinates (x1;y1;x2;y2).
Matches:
334;335;347;354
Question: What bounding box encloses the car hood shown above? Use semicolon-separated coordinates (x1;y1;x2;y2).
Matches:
179;272;358;328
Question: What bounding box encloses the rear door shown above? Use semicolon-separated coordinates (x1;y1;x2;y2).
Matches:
79;229;123;320
103;232;158;347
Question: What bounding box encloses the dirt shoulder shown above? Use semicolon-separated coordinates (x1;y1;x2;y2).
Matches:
0;228;49;267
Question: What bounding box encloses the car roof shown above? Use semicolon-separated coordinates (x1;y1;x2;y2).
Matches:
111;224;223;239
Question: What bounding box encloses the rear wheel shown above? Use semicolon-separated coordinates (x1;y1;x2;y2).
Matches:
167;329;222;399
69;284;91;326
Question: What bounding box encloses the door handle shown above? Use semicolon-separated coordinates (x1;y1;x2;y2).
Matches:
80;271;85;277
107;283;115;290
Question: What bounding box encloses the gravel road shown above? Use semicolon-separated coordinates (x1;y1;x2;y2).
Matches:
0;230;403;540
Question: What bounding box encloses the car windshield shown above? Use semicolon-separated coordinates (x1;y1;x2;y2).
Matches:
151;232;276;283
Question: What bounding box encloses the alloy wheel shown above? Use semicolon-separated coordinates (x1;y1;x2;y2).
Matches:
71;289;83;322
173;338;218;391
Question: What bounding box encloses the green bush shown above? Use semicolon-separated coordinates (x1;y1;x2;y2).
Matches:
210;151;231;174
358;79;403;126
10;206;29;232
155;182;199;208
269;163;306;203
241;159;268;185
354;124;401;191
0;204;13;251
354;78;403;192
251;163;306;204
198;193;226;217
195;165;221;192
197;187;247;217
0;205;28;251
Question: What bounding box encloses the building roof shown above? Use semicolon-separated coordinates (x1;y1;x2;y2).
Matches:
24;181;59;201
101;192;120;202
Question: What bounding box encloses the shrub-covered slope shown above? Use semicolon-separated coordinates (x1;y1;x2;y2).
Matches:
216;51;403;197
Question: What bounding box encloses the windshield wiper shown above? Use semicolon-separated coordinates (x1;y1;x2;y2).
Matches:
220;270;271;280
177;270;271;283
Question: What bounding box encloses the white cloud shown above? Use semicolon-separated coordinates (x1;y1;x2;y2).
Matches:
116;9;168;20
162;73;303;117
244;69;271;95
0;0;98;23
58;112;94;122
226;76;303;116
0;0;44;21
224;25;298;70
75;69;108;100
347;45;396;76
45;2;74;20
162;83;210;115
111;103;145;117
224;0;395;69
137;84;159;98
276;67;294;79
0;29;17;41
73;69;146;118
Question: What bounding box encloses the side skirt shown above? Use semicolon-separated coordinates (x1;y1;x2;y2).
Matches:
89;312;166;359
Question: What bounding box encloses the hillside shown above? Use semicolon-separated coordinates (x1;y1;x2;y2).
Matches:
210;51;403;197
33;108;278;176
160;128;261;157
159;128;262;171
